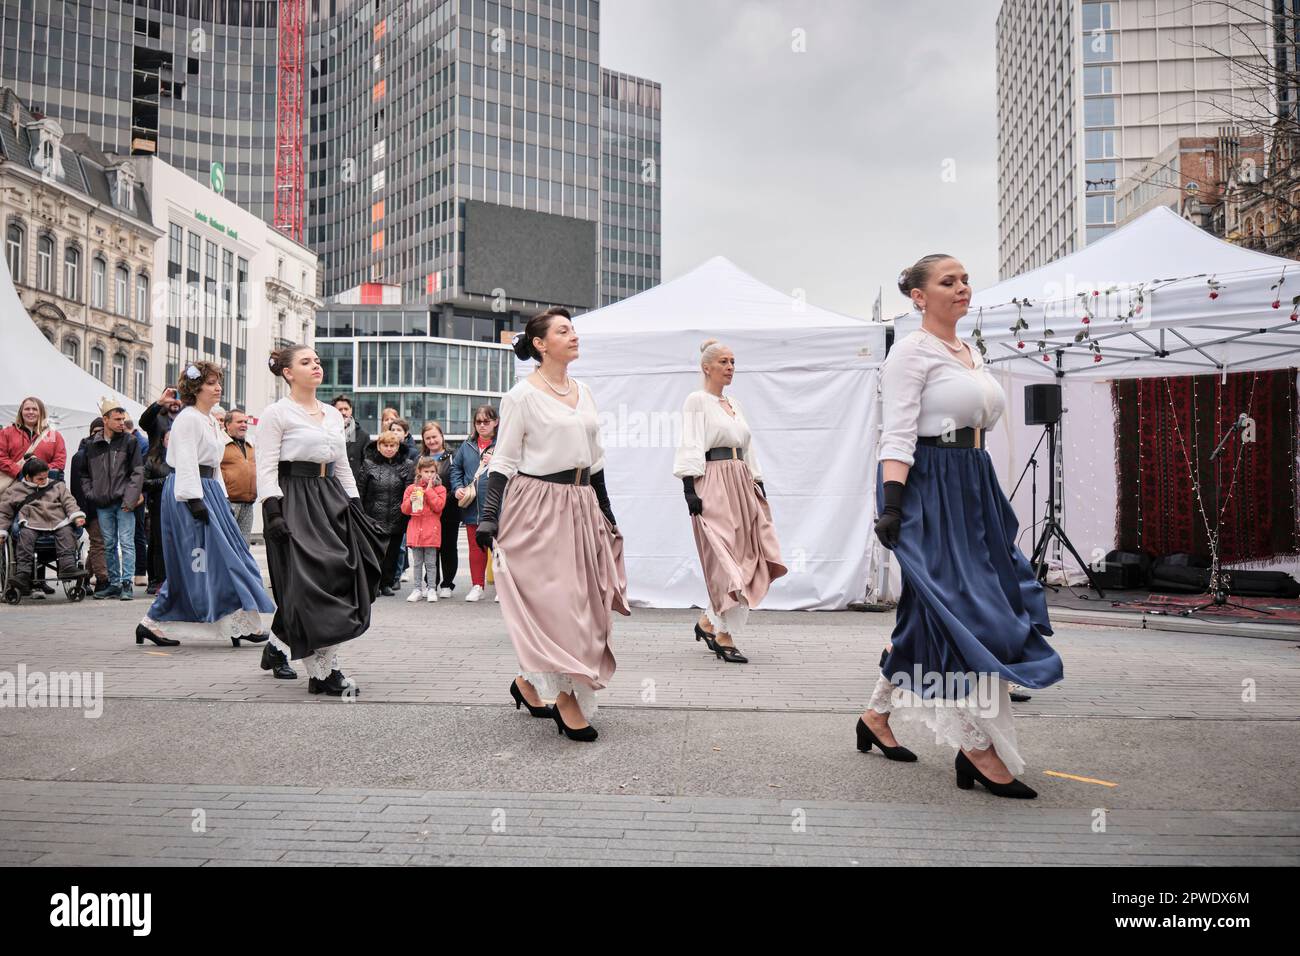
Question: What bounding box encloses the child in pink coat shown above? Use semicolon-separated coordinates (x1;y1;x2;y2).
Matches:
401;456;448;602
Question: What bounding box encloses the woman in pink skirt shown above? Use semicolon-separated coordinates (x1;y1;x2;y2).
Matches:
673;339;786;663
475;307;629;743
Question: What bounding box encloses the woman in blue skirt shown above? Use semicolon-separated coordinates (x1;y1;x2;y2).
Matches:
135;362;276;650
858;254;1063;799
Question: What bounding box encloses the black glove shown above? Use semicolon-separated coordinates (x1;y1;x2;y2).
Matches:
682;476;703;517
874;480;905;550
590;469;617;529
755;479;766;500
262;497;292;544
185;498;209;524
475;471;509;551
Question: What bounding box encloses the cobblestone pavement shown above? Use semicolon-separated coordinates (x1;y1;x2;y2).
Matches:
1;552;1297;866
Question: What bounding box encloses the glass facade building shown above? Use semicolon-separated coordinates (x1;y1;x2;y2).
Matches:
307;0;660;440
996;0;1270;279
315;304;514;439
599;67;660;306
308;0;609;309
0;0;280;224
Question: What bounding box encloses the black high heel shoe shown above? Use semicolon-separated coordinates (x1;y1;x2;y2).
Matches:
231;632;268;647
693;622;718;652
1009;689;1032;703
714;642;748;663
135;623;179;647
510;679;554;718
551;703;598;742
955;751;1037;799
855;717;917;762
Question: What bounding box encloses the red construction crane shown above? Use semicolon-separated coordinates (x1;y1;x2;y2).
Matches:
273;0;306;242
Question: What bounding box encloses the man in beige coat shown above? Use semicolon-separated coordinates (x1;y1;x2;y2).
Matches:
220;409;257;542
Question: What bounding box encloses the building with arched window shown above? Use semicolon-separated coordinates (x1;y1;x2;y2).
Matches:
0;88;162;404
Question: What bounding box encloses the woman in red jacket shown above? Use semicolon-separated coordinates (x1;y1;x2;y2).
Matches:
400;456;447;602
1;397;67;482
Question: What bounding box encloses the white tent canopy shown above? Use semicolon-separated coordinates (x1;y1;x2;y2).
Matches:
0;259;145;443
893;207;1300;587
895;207;1300;380
546;255;887;610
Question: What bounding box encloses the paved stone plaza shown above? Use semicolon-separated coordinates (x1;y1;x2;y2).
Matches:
1;550;1297;866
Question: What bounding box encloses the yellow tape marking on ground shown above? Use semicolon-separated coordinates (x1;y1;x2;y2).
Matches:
1043;770;1118;787
143;651;171;657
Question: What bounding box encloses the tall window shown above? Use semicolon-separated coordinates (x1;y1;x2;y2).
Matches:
37;236;53;290
112;352;127;393
204;240;218;346
134;357;148;402
136;273;149;321
237;256;249;319
5;222;24;282
62;336;79;365
63;246;81;300
116;265;130;316
186;232;201;336
91;256;107;308
89;346;104;381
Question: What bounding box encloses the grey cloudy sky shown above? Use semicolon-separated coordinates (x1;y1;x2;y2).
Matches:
600;0;1002;318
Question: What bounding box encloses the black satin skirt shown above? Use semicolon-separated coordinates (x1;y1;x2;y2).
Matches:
265;473;386;660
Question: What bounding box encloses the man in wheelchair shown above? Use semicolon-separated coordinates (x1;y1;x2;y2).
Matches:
0;458;86;594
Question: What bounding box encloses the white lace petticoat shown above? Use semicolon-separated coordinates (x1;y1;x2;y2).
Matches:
867;674;1026;776
267;634;342;681
518;671;599;720
141;609;275;642
705;600;749;637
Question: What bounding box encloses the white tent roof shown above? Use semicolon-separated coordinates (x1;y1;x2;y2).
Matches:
580;255;872;332
566;255;884;376
896;206;1300;380
0;259;144;433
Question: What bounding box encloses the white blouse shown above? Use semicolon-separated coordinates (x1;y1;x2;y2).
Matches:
878;330;1007;466
672;390;764;481
166;406;228;502
254;398;360;501
489;379;606;479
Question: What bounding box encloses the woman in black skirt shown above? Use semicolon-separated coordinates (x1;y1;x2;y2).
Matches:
256;344;386;695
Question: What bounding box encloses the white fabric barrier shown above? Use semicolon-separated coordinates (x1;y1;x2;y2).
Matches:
560;328;882;611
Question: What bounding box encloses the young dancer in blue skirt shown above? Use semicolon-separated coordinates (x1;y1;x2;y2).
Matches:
135;362;276;650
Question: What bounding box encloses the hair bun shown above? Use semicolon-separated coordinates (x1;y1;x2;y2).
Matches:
699;338;719;354
511;330;534;361
897;270;911;296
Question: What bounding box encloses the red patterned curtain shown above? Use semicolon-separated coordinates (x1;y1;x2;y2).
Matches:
1113;368;1299;563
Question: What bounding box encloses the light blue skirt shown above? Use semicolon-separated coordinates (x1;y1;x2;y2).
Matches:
144;475;275;640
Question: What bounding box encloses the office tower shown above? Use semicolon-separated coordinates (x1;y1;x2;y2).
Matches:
599;67;660;306
0;0;281;224
996;0;1271;279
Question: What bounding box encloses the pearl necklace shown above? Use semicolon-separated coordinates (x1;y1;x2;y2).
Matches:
539;371;572;396
922;327;966;354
